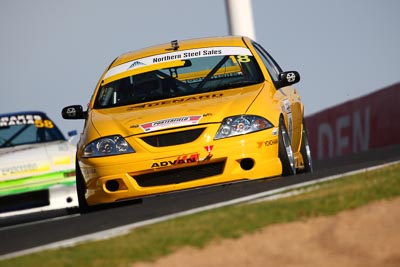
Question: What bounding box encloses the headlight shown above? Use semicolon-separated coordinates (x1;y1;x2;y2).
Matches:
82;135;135;157
214;115;273;140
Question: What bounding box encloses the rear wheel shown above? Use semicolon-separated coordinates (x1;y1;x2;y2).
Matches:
278;118;296;176
75;160;90;213
300;124;313;174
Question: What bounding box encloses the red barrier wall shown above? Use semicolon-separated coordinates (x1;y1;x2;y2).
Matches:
305;83;400;160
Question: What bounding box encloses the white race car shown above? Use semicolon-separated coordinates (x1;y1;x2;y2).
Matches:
0;111;77;214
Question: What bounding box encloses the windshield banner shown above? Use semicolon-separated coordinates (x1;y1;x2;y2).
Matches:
103;46;252;81
0;114;43;127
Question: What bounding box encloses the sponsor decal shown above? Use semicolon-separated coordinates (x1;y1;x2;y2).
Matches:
0;114;42;127
52;155;72;165
140;115;202;132
64;107;79;118
257;139;278;148
128;93;224;110
286;72;296;83
204;145;214;154
128;61;145;69
282;99;291;113
151;153;199;168
0;161;51;179
282;99;293;140
201;145;214;161
185;71;243;84
265;139;278;146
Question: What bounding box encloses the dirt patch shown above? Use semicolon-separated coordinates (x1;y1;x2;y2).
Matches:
132;197;400;267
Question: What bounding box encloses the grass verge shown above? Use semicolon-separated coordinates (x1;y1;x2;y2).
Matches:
2;162;400;267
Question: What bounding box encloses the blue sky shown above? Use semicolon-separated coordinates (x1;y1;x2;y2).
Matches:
1;0;399;136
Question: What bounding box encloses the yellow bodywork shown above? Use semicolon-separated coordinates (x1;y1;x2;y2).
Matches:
76;36;306;206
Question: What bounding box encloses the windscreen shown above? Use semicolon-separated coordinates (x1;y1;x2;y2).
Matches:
94;46;263;108
0;113;66;148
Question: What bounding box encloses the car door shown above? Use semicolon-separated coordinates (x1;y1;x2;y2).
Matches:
252;42;302;152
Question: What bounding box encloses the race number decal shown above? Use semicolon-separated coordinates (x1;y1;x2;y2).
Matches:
35;119;54;129
236;55;250;63
282;99;293;141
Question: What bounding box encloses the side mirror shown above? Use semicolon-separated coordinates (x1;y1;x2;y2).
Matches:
279;71;300;87
61;105;86;120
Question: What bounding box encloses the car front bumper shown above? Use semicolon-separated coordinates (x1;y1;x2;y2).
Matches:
79;127;282;206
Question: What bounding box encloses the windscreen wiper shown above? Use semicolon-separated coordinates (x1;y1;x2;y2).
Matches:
155;70;193;92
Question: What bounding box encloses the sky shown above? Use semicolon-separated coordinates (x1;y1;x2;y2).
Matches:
1;0;399;137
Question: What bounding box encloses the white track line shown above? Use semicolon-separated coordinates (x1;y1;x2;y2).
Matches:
1;160;399;261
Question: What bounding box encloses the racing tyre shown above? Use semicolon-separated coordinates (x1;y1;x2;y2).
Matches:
278;118;296;176
300;124;313;174
75;160;90;213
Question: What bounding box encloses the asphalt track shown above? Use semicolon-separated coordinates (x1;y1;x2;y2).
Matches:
1;145;399;258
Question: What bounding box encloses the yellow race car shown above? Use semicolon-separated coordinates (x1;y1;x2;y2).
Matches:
62;36;312;211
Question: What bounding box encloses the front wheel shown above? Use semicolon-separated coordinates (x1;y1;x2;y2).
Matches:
278;118;296;176
300;125;313;174
75;160;90;213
